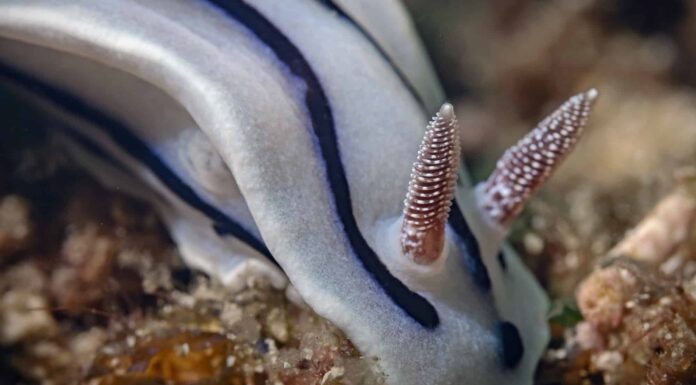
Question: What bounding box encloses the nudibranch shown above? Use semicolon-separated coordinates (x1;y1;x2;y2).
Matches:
0;1;597;384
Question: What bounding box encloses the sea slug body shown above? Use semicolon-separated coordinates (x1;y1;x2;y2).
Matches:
0;1;597;384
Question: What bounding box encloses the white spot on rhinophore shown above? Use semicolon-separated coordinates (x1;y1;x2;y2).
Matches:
439;103;455;121
586;88;599;100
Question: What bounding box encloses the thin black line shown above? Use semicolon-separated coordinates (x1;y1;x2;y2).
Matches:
208;0;439;328
497;250;507;271
316;0;429;113
0;61;277;267
320;0;490;291
449;200;491;290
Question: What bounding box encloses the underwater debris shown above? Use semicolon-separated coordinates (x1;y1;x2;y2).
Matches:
0;195;32;261
539;180;696;385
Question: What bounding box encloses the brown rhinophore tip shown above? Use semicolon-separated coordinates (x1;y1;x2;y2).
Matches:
479;89;599;227
401;103;460;265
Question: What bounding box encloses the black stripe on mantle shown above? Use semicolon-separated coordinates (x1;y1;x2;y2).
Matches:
316;0;491;291
450;200;491;290
207;0;439;328
0;61;278;268
316;0;429;113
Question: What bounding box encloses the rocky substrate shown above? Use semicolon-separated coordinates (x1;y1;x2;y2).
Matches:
0;131;383;385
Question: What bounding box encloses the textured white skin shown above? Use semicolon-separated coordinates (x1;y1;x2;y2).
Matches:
330;0;444;111
0;1;549;384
